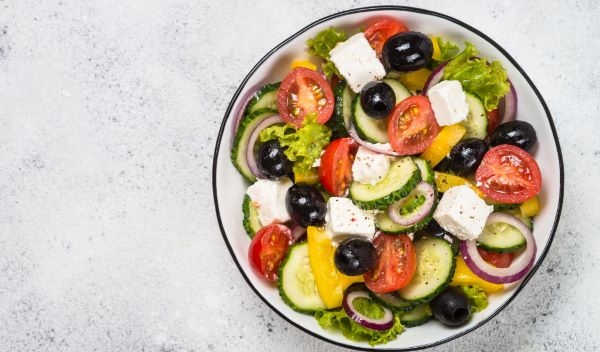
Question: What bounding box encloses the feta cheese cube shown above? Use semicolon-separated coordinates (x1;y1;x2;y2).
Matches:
326;197;375;239
246;177;293;225
329;33;386;93
433;185;493;241
427;80;469;126
352;146;390;185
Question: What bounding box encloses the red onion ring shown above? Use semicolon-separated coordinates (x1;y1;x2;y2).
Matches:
460;212;536;284
347;123;402;156
246;114;284;178
231;83;263;146
422;61;448;95
290;223;306;241
497;79;517;123
343;290;394;331
387;182;435;226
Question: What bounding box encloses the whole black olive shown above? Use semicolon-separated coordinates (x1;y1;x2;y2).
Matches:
360;81;396;119
286;185;327;227
490;121;537;151
447;138;488;176
382;32;433;72
334;238;377;276
430;287;471;326
256;139;293;180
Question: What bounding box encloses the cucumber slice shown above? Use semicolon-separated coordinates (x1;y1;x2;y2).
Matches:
278;242;326;313
477;221;526;253
460;93;488;140
231;108;279;181
369;292;414;312
397;237;456;303
375;210;433;234
245;82;280;115
327;82;351;139
384;78;412;103
400;303;433;327
350;157;421;210
413;158;435;185
242;195;262;238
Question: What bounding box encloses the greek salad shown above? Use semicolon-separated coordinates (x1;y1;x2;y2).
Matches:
230;17;542;346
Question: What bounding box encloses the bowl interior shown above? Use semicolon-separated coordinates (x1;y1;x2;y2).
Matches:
213;7;562;351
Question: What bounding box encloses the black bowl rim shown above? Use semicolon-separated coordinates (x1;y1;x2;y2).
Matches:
212;5;564;351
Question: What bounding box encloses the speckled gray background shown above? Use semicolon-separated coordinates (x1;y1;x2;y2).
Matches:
1;0;599;351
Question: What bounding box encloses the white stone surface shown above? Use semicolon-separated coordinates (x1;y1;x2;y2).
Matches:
0;1;599;351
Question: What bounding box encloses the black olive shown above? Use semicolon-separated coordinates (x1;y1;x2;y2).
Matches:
434;157;451;173
490;121;537;151
256;139;292;180
382;32;433;72
447;138;488;176
360;81;396;119
334;238;377;276
430;287;471;326
286;185;326;227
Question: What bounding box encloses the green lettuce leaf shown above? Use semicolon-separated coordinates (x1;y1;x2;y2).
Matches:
442;42;510;111
259;114;331;175
456;284;488;313
435;37;460;62
306;27;347;78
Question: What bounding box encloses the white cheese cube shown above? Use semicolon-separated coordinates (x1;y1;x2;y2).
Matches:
326;197;375;239
433;185;493;241
329;33;386;93
427;80;469;126
352;146;390;185
246;177;293;225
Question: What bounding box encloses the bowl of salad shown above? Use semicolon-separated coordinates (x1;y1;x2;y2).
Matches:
212;6;563;350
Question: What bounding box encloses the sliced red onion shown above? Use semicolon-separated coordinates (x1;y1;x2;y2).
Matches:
422;61;448;95
290;223;306;241
387;182;435;226
460;212;536;284
231;83;263;146
347;123;402;156
497;78;517;123
246;114;284;178
343;290;394;331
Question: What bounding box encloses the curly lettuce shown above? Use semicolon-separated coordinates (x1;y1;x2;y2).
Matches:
456;284;489;312
435;36;460;62
306;27;347;78
442;42;510;111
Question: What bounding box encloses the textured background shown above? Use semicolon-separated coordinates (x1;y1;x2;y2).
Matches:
1;1;599;351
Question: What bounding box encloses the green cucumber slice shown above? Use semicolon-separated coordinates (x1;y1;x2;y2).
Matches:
460;92;488;140
242;195;262;238
369;292;414;312
477;221;526;253
245;82;280;115
400;303;433;327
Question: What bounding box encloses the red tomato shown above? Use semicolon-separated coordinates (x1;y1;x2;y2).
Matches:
365;233;416;293
248;224;293;282
363;18;409;56
318;138;358;196
477;247;514;268
487;109;501;134
475;144;542;204
277;67;334;127
387;96;440;155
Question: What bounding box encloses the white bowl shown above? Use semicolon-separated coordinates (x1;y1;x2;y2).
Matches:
212;6;564;351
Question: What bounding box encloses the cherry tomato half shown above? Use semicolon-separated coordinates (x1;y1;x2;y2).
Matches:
487;109;501;134
477;247;514;268
318;138;358;197
364;18;409;57
364;233;416;293
475;144;542;204
277;67;334;127
248;224;294;282
388;95;440;155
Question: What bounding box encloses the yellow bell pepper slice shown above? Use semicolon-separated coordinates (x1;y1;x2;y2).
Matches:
430;36;441;61
398;68;432;92
434;171;485;199
420;124;466;167
307;226;363;308
520;196;540;217
294;168;320;185
451;256;504;293
291;60;317;71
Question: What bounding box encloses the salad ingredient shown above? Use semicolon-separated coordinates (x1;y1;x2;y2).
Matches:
277;67;334;127
291;60;317;71
326;197;376;238
247;114;285;178
487;109;501;134
432;37;460;63
360;81;396;119
400;303;433;327
286;185;327;227
315;309;404;346
442;42;510;111
347;125;403;156
260;113;332;176
278;242;326;312
365;233;417;294
477;248;514;268
387;181;436;226
319;137;358;196
422;61;447;95
460;93;488;139
369;292;414;312
426;80;469;126
490;121;537;151
413;157;435;184
352;146;390;186
375;210;431;234
364;18;409;56
249;224;294;282
397;237;455;303
350;157;421;210
327;81;352;139
382;32;434;72
232;83;279;142
395;68;432;92
430;286;471;326
388;96;440;155
306;27;348;78
461;212;536;284
475;144;542;203
334;238;377;276
433;185;493;241
451;256;504;293
496;79;518;125
455;284;488;312
434;171;484;198
329;33;386;93
293;168;319;185
246;178;293;225
344;290;395;330
520;196;540;217
242;195;262;238
419;124;466;167
477;212;527;253
257;139;293;180
447;138;488;176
